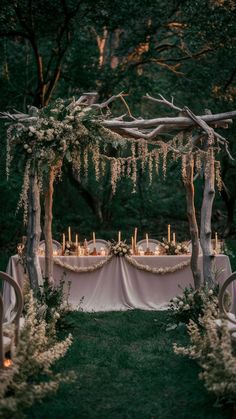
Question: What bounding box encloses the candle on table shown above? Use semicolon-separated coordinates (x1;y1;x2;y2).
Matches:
215;232;218;250
75;234;78;247
93;232;96;247
68;226;71;243
134;227;137;250
131;236;134;253
168;224;171;243
173;232;176;245
118;231;121;243
146;233;149;249
84;239;88;255
62;233;65;252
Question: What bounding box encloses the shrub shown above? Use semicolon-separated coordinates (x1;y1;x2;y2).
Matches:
169;284;219;325
174;300;236;406
0;290;75;419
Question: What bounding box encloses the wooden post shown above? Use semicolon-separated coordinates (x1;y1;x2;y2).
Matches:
200;148;215;286
183;154;202;289
43;163;62;282
26;172;42;289
44;167;55;282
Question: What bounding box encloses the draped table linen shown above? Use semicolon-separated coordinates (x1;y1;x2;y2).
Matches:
4;254;233;316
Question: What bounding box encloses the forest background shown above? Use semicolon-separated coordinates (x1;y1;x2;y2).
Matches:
0;0;235;270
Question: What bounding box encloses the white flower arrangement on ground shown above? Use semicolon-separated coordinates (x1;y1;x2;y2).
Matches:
169;284;220;324
109;240;132;257
0;290;75;419
161;238;189;255
173;300;236;406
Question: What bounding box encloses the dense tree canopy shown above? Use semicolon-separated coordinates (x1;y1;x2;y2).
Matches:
0;0;235;269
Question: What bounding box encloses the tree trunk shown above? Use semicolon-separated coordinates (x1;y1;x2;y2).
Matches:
43;167;55;282
184;155;202;289
200;148;216;286
26;173;42;289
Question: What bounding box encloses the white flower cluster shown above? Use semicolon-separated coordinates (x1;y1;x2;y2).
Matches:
161;239;189;255
170;287;217;314
0;290;75;417
173;296;236;405
110;241;131;256
169;284;221;329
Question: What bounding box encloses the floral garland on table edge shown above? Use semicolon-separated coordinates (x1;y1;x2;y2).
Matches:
53;254;113;272
53;253;190;275
124;255;190;274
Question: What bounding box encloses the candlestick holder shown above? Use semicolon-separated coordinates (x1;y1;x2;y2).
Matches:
144;247;153;255
91;247;97;256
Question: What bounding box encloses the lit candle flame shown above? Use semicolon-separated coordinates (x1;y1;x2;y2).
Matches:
4;359;13;368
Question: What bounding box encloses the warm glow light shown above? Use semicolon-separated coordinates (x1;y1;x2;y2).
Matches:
4;359;13;368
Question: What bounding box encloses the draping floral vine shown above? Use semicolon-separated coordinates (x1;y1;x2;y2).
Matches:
124;255;191;274
53;253;191;275
54;255;113;272
5;97;223;224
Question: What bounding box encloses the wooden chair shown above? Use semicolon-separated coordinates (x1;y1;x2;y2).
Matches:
0;271;24;368
217;272;236;340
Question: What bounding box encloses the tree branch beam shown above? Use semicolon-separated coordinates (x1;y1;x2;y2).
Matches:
102;111;236;129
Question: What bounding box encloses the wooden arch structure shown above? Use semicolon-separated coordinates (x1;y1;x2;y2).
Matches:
1;92;236;291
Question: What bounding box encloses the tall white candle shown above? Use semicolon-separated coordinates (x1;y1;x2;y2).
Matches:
93;232;96;247
215;232;218;250
131;236;134;253
118;231;121;243
134;227;137;249
168;224;171;243
68;226;71;242
173;232;176;245
75;234;78;247
146;233;149;249
62;233;65;252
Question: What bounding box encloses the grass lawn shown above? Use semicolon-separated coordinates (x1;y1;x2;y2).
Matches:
26;310;231;419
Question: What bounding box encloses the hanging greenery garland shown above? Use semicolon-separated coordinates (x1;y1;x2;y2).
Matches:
4;97;223;223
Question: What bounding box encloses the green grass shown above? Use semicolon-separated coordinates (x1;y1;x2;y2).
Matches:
26;310;231;419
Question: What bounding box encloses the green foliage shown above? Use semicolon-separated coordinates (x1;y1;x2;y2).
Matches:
0;0;235;266
0;290;74;419
170;284;220;325
174;295;236;407
37;277;71;330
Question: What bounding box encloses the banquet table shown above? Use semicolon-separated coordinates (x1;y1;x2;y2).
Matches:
4;253;234;315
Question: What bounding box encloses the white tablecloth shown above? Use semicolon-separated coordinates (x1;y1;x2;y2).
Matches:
4;254;233;315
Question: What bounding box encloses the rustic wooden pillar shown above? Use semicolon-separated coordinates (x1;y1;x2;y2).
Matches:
183;154;202;289
43;167;55;282
26;172;42;289
200;148;215;286
43;163;62;282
